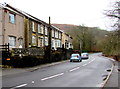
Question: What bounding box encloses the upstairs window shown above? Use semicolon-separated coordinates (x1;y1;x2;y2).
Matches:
45;26;48;35
59;32;62;39
52;30;55;37
9;13;15;24
40;24;44;34
38;24;40;33
55;30;58;38
32;22;35;32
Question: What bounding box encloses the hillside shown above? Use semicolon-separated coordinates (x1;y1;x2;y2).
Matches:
52;24;109;51
52;24;77;32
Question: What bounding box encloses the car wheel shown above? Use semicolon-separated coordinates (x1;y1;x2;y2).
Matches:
80;60;82;62
70;60;72;62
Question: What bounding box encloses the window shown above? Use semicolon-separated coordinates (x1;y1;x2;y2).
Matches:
38;24;40;33
38;37;44;47
32;22;35;32
59;32;62;39
18;38;23;48
9;36;16;48
45;27;48;35
52;39;55;48
52;30;54;37
58;40;61;47
40;24;44;34
32;35;36;46
55;40;58;48
55;31;58;38
9;13;15;24
45;37;48;46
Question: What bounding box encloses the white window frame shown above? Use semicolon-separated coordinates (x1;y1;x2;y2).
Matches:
55;30;58;38
40;24;44;34
45;26;48;35
45;37;48;46
32;35;36;46
52;30;54;37
38;36;44;47
52;39;55;48
8;36;16;48
32;22;35;32
38;24;40;33
9;13;15;24
59;32;62;39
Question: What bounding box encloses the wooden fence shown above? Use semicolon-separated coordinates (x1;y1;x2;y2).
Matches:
0;43;10;64
0;43;10;58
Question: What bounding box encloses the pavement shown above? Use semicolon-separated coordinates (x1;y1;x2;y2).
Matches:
0;60;69;77
103;60;120;89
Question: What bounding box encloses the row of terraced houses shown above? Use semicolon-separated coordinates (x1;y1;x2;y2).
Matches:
0;3;73;50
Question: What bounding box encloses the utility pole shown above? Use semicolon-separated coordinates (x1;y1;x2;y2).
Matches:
48;16;51;62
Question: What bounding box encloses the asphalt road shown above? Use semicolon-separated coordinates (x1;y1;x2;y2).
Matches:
2;53;113;88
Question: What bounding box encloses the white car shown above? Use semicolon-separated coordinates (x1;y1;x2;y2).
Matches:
70;53;82;62
81;53;89;59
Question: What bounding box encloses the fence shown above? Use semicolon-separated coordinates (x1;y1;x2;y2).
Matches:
0;43;9;52
0;43;10;58
0;43;10;65
12;47;45;56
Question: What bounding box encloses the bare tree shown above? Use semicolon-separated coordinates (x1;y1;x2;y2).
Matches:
104;0;120;60
105;0;120;31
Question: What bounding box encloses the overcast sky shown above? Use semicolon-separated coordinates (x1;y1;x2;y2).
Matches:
0;0;115;30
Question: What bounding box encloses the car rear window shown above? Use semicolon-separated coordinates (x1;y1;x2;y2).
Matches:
71;54;79;57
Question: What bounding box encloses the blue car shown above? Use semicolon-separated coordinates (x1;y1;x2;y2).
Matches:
70;53;82;62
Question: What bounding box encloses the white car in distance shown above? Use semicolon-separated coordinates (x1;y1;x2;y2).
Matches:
81;53;89;59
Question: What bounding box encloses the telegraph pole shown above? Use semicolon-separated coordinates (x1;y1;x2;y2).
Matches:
48;16;51;62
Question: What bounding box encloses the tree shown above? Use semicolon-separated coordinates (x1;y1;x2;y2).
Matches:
104;0;120;59
105;0;120;31
67;25;94;52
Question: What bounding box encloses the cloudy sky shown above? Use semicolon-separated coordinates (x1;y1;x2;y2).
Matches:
0;0;114;30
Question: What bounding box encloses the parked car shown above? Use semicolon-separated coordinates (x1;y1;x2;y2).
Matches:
81;53;89;59
70;53;82;62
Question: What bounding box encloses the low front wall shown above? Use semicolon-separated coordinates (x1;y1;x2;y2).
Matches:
12;48;45;56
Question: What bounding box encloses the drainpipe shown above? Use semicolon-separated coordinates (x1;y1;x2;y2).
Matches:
2;7;5;45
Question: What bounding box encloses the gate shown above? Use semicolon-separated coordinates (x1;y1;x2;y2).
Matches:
0;43;10;64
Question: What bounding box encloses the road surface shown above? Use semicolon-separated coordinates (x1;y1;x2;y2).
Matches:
2;53;114;88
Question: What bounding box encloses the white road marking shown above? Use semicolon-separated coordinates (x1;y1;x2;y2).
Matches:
41;58;96;81
41;73;64;81
32;81;35;83
69;67;80;72
10;83;27;89
69;59;95;72
82;64;87;66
